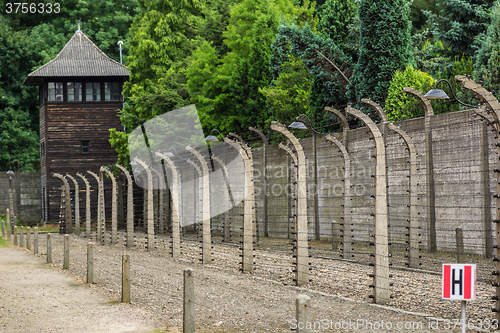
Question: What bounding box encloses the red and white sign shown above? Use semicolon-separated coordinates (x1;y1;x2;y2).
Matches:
442;264;476;300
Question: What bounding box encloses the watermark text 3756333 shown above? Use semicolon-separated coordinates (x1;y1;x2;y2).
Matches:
5;3;60;14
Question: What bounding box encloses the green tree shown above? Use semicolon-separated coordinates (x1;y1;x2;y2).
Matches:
424;0;494;59
259;54;313;125
475;1;500;97
110;0;203;165
349;0;414;105
187;0;316;135
0;17;44;170
316;0;357;45
384;65;435;121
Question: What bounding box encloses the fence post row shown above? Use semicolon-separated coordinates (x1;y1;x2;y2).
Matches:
346;106;390;305
76;173;92;239
249;126;269;238
270;121;309;286
185;146;212;264
98;168;106;245
387;123;420;269
65;174;80;236
403;88;437;253
155;153;181;258
455;75;500;319
324;134;351;256
211;155;233;243
101;167;118;245
225;137;255;273
134;158;155;251
53;173;72;234
115;164;135;248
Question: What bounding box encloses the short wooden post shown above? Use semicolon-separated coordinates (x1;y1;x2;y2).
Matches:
47;233;52;263
13;226;18;246
63;234;70;269
122;254;130;303
331;220;338;250
456;227;464;263
296;294;312;333
1;220;5;238
6;208;11;239
87;242;94;283
26;227;31;250
183;268;195;333
34;227;39;254
19;226;24;247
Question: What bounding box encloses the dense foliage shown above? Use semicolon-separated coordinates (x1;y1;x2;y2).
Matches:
475;1;500;97
349;0;414;105
1;0;499;169
384;65;436;121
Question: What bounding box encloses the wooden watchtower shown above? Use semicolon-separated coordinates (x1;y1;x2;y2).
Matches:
24;29;129;222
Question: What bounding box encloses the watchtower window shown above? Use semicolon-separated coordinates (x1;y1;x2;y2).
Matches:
48;82;64;101
85;82;101;101
67;82;82;101
105;82;120;101
81;140;90;153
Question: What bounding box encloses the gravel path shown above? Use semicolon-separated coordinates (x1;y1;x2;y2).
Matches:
2;231;497;332
0;247;162;333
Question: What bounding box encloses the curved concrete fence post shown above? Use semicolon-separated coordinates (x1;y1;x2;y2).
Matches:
101;167;118;244
53;173;72;234
116;164;135;248
228;132;260;243
134;158;155;251
211;155;233;243
65;174;80;236
187;159;202;240
249;126;269;238
156;152;181;258
324;106;350;144
87;170;100;241
346;106;390;305
324;134;351;258
225;137;256;273
387;123;420;268
278;142;298;245
404;87;436;253
270;121;309;286
186;146;211;264
97;168;107;245
455;75;500;318
76;173;92;239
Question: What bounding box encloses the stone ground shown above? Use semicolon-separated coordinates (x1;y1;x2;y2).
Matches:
0;247;163;333
0;232;495;332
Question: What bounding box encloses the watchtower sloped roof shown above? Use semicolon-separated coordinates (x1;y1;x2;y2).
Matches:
24;30;129;86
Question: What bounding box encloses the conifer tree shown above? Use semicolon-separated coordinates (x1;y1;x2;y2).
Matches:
349;0;414;105
475;1;500;96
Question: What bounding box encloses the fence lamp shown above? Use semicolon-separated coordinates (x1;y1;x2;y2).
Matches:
424;79;477;108
6;169;15;176
205;129;223;142
288;114;325;135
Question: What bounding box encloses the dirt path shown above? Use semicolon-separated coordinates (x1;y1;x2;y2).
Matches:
0;247;165;333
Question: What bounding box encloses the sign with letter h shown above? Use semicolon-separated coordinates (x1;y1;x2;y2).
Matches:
442;264;476;300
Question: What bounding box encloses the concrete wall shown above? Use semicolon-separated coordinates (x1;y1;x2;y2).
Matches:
0;171;42;223
249;108;495;255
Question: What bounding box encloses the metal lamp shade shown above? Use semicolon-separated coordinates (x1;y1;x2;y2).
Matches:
288;121;308;130
205;135;219;142
424;88;450;100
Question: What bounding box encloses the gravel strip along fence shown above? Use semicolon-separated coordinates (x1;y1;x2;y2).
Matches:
25;231;494;332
